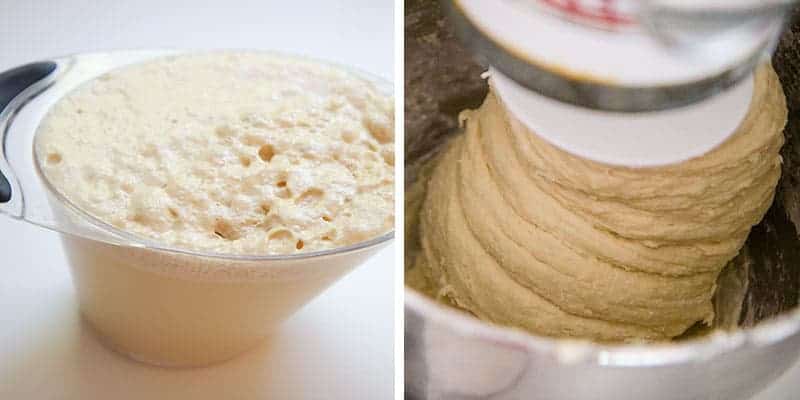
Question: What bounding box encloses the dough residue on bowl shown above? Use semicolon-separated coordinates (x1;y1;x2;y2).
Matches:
36;52;394;255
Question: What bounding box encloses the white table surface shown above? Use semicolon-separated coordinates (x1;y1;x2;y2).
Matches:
0;1;395;399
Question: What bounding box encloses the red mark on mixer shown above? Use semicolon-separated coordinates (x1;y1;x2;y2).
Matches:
539;0;635;27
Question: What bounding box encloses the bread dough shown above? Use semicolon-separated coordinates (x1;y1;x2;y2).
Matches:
36;52;394;255
409;65;787;342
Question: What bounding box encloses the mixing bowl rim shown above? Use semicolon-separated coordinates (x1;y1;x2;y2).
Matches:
405;286;800;367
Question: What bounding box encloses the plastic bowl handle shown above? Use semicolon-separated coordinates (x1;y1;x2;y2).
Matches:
0;61;57;203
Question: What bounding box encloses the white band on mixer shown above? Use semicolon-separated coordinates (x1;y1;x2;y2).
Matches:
490;67;754;167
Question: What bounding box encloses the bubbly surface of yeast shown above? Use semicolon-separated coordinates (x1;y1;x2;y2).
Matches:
36;52;394;255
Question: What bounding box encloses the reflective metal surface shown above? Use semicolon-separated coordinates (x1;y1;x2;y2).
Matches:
406;290;800;400
444;0;795;111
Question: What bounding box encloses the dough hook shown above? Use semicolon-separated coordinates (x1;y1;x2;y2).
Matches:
444;0;796;167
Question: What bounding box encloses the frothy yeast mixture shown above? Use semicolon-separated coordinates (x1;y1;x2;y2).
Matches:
36;52;394;255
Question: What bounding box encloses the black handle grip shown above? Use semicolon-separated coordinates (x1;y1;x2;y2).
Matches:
0;61;57;203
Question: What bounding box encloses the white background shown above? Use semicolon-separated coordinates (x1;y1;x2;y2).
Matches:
0;1;394;399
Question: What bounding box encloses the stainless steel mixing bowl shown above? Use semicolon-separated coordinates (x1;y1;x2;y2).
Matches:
405;2;800;398
406;291;800;400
